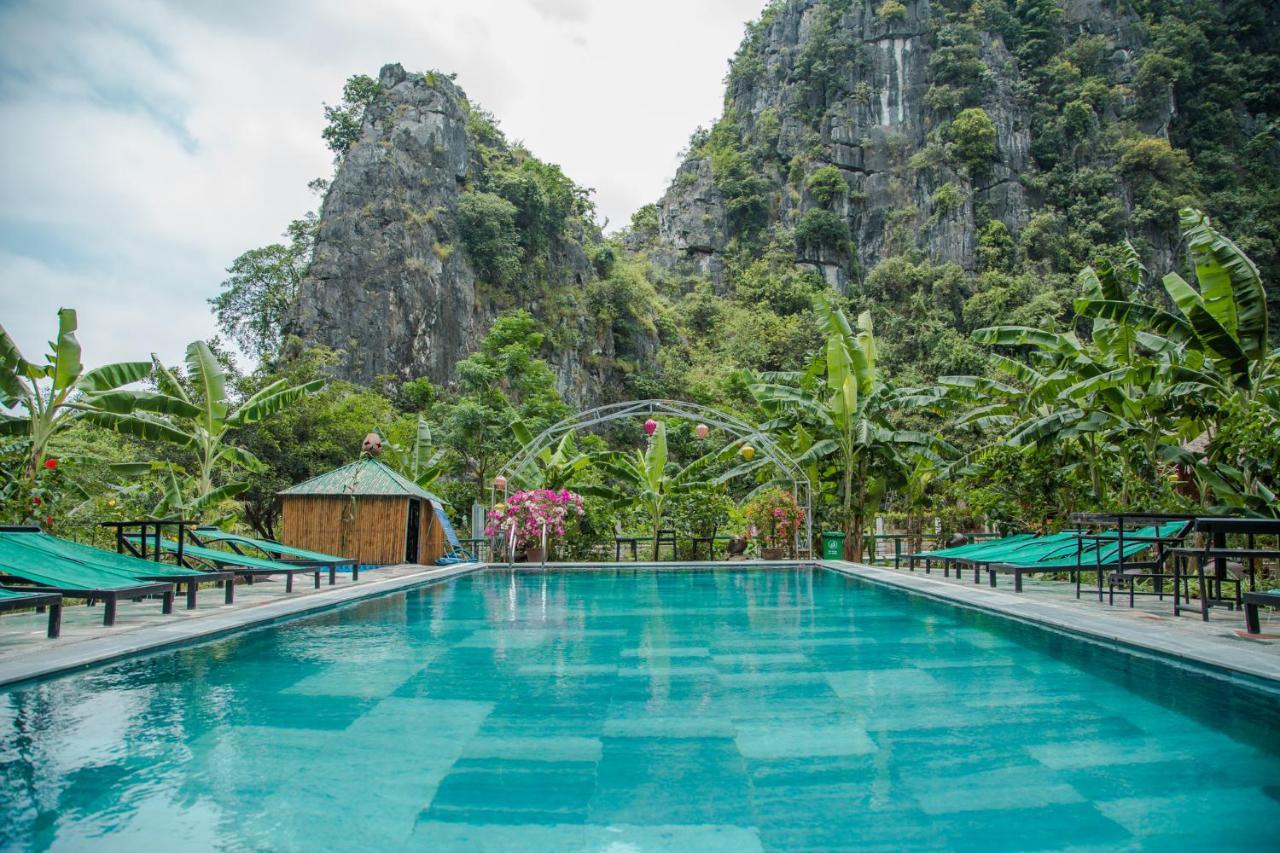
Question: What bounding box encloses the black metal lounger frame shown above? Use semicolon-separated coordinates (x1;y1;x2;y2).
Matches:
1171;517;1280;623
186;528;358;583
103;520;326;592
0;588;63;638
979;514;1193;599
0;575;174;626
1244;591;1280;634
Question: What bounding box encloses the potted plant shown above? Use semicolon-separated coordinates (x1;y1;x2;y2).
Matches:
743;488;805;560
485;488;584;562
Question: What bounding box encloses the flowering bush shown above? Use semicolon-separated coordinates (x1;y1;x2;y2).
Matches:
743;488;805;552
485;488;585;551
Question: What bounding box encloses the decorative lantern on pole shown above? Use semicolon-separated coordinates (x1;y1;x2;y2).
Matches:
643;418;658;436
695;423;709;440
740;444;755;461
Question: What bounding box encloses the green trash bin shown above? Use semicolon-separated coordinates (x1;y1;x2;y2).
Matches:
821;531;845;559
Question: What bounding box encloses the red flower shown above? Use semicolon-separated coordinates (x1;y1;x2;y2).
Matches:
44;515;53;526
31;497;41;506
44;458;57;470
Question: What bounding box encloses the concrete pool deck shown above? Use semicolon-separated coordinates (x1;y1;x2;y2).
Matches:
0;558;1277;689
0;562;483;687
822;560;1280;686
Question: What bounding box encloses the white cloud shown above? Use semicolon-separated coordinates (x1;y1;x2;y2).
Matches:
0;0;764;370
529;0;592;24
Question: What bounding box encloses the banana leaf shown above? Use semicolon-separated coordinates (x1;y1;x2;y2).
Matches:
973;326;1083;354
1162;272;1251;386
235;377;323;424
1181;207;1268;359
78;360;152;393
81;411;195;446
50;308;83;394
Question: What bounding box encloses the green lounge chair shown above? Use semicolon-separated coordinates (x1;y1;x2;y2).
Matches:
189;527;359;580
0;587;63;638
985;521;1191;595
943;532;1087;582
0;527;175;625
11;528;235;609
129;536;328;591
906;534;1035;572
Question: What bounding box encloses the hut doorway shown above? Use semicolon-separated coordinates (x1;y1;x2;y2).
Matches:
405;499;422;563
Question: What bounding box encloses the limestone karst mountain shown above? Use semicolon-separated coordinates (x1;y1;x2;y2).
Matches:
287;0;1279;397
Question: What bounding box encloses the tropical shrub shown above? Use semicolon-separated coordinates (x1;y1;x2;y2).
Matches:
743;487;805;554
485;488;584;552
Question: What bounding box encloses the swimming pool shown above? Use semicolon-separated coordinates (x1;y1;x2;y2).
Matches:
2;567;1278;850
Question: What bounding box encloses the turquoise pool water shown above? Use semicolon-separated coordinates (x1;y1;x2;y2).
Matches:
2;568;1279;851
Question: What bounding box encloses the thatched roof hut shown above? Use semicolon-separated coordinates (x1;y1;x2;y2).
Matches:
279;458;447;566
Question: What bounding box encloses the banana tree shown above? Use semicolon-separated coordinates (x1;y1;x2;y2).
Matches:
1075;209;1272;395
0;309;157;481
752;298;936;560
586;422;723;558
383;417;448;491
86;341;322;512
509;420;593;491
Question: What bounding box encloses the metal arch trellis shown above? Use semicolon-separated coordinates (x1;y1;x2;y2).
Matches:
492;399;813;556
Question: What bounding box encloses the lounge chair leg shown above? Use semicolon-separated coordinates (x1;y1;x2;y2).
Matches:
186;581;198;610
329;565;336;585
286;574;294;593
104;597;117;626
1246;602;1262;634
48;604;62;638
353;564;360;581
1196;558;1209;622
225;579;235;604
162;591;174;614
1014;570;1022;593
988;569;996;588
314;571;321;590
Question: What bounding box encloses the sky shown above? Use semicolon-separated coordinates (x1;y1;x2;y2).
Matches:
0;0;764;370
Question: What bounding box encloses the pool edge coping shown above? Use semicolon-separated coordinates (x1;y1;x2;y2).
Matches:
0;562;485;688
821;559;1280;687
2;559;1277;690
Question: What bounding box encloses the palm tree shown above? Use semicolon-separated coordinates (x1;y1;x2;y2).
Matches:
87;341;322;514
752;298;937;560
0;309;160;480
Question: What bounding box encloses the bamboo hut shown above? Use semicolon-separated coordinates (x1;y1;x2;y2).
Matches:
278;458;448;566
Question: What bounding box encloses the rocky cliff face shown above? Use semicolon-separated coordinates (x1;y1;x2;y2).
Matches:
289;64;645;404
292;64;481;384
652;0;1176;290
